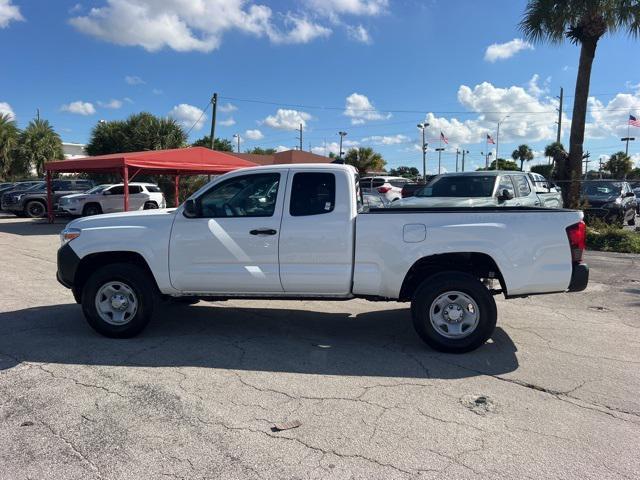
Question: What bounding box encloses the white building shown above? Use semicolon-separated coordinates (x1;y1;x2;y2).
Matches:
62;142;86;159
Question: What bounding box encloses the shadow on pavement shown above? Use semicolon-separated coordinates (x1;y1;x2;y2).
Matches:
0;217;67;236
0;302;519;379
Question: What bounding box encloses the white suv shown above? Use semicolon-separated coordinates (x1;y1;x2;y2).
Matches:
360;176;409;202
59;183;166;216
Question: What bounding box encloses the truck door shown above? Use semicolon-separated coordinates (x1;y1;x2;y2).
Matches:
169;170;286;293
279;170;354;294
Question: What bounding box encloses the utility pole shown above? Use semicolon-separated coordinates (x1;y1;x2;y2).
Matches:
621;136;635;155
296;123;303;151
435;147;445;174
209;93;218;150
338;131;347;160
582;152;591;179
556;87;563;143
417;123;430;180
233;133;241;153
461;150;469;172
455;148;460;172
599;157;605;179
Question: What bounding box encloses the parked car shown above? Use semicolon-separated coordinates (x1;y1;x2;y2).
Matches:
581;180;637;226
527;172;564;208
401;182;424;199
634;186;640;214
360;176;409;202
57;163;588;353
59;183;167;216
0;181;43;210
2;179;94;218
361;192;390;210
398;171;555;208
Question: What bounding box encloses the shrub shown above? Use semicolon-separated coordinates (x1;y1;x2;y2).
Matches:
586;220;640;254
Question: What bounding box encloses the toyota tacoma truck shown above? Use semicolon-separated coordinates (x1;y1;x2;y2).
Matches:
56;164;588;353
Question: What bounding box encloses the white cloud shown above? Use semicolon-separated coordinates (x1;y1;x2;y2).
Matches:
362;134;410;145
125;75;145;85
344;92;390;125
97;99;123;109
527;74;551;97
275;145;289;152
306;0;388;17
168;103;207;131
219;117;236;127
61;101;96;116
346;24;371;44
262;109;312;130
0;0;23;28
484;38;533;62
152;88;163;95
311;140;359;156
70;0;333;53
244;129;264;140
219;103;238;113
586;91;640;139
0;101;15;120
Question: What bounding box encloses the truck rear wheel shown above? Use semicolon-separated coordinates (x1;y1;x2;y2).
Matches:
81;263;158;338
411;272;497;353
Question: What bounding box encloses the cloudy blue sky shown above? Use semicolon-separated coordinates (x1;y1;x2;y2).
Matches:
1;0;640;172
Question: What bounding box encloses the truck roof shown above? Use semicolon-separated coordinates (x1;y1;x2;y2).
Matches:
438;171;526;176
238;163;358;173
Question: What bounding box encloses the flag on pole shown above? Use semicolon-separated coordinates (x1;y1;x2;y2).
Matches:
487;134;495;144
629;115;640;127
440;132;449;144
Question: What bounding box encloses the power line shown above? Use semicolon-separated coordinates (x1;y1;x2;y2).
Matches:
185;99;213;136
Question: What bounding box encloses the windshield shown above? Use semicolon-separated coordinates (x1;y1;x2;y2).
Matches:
86;184;109;194
581;182;623;196
24;182;45;191
416;175;497;198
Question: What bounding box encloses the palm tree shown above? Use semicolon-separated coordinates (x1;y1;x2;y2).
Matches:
520;1;640;208
0;113;20;180
19;118;64;177
344;147;386;175
511;144;534;171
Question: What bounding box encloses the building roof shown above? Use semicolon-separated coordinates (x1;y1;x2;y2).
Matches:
229;149;332;166
45;147;257;175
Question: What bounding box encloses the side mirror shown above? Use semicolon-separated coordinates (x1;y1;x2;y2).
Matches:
625;191;635;197
498;189;513;202
183;198;198;218
103;190;112;195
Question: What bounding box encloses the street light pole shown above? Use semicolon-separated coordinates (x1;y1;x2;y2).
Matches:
461;150;469;172
233;133;241;153
417;123;430;180
495;115;510;162
338;131;347;160
435;147;445;174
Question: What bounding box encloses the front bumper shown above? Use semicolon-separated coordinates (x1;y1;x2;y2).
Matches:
57;243;80;289
568;262;589;292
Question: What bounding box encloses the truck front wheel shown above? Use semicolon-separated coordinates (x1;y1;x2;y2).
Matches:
81;263;157;338
411;272;497;353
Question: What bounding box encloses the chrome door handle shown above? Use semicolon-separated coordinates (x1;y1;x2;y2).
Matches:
250;229;277;236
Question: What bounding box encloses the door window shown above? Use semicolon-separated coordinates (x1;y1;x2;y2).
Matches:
513;175;531;196
497;176;516;198
290;172;336;216
129;185;143;194
199;173;280;218
108;186;124;195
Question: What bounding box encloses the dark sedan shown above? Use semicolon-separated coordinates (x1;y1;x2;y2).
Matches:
581;180;637;226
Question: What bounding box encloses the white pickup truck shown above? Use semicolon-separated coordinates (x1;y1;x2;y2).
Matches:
57;164;588;353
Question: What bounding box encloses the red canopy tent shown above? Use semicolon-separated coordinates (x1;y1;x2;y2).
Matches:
44;147;257;223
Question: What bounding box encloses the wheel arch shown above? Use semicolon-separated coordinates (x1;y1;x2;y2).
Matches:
399;252;506;301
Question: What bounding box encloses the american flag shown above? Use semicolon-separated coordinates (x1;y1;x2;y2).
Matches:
440;131;449;144
629;115;640;127
487;133;495;144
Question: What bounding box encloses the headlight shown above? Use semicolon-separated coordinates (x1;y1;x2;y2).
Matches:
60;227;81;245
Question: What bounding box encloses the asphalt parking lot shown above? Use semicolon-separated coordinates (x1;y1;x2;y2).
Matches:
0;214;639;480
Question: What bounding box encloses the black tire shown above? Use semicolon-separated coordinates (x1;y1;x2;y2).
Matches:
81;263;158;338
411;272;497;353
25;200;46;218
143;201;158;210
82;203;102;216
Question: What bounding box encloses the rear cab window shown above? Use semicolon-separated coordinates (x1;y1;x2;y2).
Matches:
290;172;336;216
513;175;531;197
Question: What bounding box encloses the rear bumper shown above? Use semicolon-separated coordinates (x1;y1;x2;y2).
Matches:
57;243;80;289
568;262;589;292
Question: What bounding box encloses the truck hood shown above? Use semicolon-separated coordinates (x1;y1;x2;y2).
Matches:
61;193;91;200
67;208;177;229
396;196;499;208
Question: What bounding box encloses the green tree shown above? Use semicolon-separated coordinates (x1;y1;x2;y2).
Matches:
477;158;520;171
520;1;640;208
629;167;640;179
511;144;534;171
344;147;386;175
246;147;277;155
0;113;20;180
18;118;64;177
86;113;187;156
388;166;420;178
191;135;234;152
604;151;633;179
530;164;554;178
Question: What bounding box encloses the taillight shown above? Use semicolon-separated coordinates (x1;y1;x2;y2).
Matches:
566;221;586;263
378;186;391;193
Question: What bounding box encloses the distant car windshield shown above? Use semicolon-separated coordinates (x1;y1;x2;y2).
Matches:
581;182;623;196
25;182;45;191
416;175;496;198
86;185;109;194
